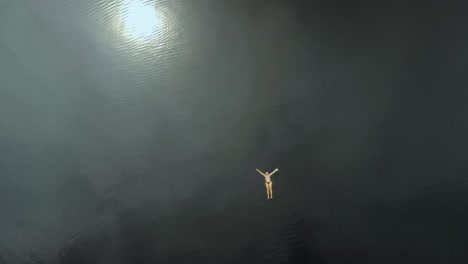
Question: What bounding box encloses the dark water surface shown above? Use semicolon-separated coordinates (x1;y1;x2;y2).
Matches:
0;0;467;263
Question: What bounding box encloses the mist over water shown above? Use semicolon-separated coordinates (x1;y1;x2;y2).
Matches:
0;0;467;263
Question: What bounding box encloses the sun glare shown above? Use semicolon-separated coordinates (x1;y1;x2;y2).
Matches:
123;0;165;41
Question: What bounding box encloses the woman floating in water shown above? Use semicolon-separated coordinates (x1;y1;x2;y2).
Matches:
256;168;279;199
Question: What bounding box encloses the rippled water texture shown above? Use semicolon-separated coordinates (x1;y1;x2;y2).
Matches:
0;0;467;263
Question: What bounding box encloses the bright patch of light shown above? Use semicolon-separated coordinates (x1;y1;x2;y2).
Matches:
123;0;164;41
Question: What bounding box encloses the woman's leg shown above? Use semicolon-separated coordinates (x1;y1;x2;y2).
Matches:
269;182;273;199
265;182;270;199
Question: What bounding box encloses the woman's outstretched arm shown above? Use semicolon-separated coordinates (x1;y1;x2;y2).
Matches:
256;169;265;176
270;168;279;175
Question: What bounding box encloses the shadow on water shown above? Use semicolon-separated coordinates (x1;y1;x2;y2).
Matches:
45;198;325;264
285;214;325;264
